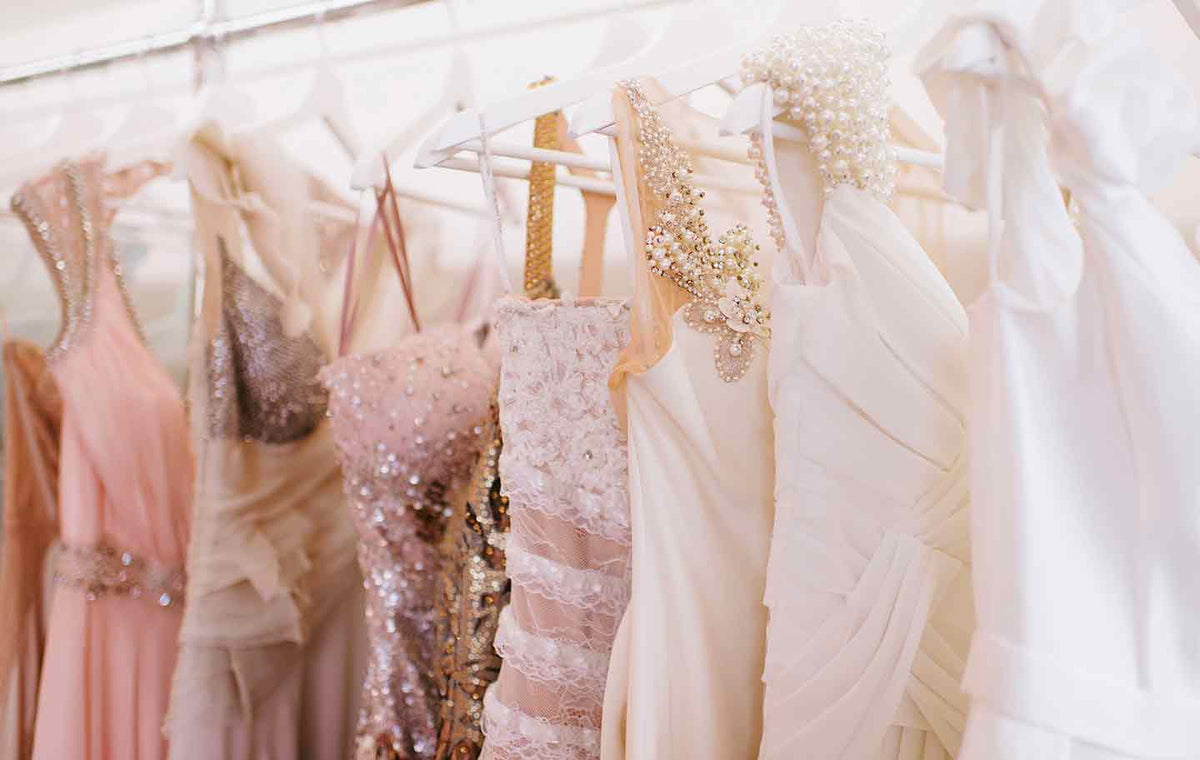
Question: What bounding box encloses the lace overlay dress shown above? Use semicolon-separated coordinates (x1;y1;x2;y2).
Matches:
479;298;631;760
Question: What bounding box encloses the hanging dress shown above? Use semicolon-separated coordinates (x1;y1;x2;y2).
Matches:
322;171;499;760
0;339;61;759
742;21;973;760
918;1;1200;757
479;107;631;760
166;130;366;760
600;79;775;760
10;157;193;760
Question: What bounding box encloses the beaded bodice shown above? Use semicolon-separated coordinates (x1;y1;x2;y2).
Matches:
321;324;497;760
206;245;329;443
10;159;158;363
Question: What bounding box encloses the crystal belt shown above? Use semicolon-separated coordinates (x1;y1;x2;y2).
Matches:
53;542;186;608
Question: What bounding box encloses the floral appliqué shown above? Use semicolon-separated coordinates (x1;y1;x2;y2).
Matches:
623;79;770;381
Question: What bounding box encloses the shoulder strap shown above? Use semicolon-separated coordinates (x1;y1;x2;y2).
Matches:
523;87;561;300
336;158;421;356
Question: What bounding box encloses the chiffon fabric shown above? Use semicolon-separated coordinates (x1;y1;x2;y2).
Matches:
744;24;974;759
601;81;775;760
919;2;1200;757
0;340;61;760
10;158;194;760
166;130;365;760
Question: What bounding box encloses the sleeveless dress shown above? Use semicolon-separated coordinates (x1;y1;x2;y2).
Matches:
919;2;1200;757
479;103;632;760
601;80;775;760
10;157;194;760
322;175;498;760
167;132;366;760
743;22;973;760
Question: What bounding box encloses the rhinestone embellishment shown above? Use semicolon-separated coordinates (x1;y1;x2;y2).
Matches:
740;20;896;207
621;79;769;382
53;542;186;607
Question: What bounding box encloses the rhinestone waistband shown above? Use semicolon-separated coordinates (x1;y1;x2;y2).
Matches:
53;542;186;608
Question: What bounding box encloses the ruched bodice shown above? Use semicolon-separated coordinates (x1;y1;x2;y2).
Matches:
919;2;1200;758
745;22;973;760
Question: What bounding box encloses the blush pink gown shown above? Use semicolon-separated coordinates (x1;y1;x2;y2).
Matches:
11;158;193;760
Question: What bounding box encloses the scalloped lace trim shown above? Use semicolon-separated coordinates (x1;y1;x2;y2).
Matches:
505;541;630;618
481;688;601;759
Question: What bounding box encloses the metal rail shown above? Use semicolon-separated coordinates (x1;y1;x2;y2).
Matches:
0;0;424;87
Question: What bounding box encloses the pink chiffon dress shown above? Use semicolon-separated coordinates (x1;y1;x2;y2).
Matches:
9;157;194;760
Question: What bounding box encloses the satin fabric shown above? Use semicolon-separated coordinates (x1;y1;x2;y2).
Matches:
919;2;1200;757
601;81;775;760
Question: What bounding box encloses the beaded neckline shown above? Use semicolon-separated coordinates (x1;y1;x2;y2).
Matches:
620;79;770;383
11;159;155;366
739;20;897;258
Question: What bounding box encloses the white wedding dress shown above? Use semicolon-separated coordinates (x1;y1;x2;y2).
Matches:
919;2;1200;757
744;21;974;760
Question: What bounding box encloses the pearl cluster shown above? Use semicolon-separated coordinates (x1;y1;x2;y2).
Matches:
621;79;769;382
741;20;897;203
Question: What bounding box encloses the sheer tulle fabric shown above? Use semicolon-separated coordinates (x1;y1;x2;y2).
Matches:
480;298;631;760
11;159;194;760
167;134;364;759
919;2;1200;757
0;341;61;759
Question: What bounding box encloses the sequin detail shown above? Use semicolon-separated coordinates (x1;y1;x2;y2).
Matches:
10;160;150;363
53;542;186;608
208;246;329;443
434;405;510;760
740;20;896;208
621;80;770;382
322;325;497;760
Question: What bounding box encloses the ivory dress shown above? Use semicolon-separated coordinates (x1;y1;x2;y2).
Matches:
919;2;1200;757
10;157;194;760
167;132;366;759
744;22;973;759
601;80;775;760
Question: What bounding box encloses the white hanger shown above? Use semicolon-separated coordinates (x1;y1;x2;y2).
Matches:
0;59;107;188
1171;0;1200;40
350;48;472;190
232;10;361;160
104;43;186;170
413;0;729;169
565;0;826;139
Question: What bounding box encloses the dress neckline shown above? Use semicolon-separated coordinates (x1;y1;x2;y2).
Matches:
11;157;183;393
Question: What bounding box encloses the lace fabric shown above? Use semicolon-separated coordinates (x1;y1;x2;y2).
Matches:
480;297;631;760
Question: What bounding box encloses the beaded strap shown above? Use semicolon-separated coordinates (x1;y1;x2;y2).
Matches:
740;19;896;214
620;79;769;382
53;542;186;608
523;76;561;300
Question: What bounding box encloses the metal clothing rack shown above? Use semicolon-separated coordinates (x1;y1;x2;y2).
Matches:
0;0;424;88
